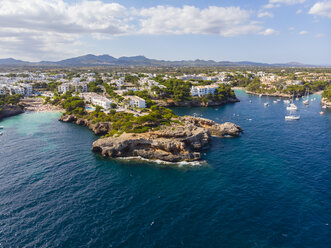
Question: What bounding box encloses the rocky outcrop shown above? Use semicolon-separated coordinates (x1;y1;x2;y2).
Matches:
155;98;239;107
91;116;242;163
59;115;111;135
0;105;24;120
321;97;331;108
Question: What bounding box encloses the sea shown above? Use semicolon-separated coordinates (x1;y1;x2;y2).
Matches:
0;89;330;248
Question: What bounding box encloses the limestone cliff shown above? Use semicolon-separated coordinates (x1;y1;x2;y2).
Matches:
60;114;242;162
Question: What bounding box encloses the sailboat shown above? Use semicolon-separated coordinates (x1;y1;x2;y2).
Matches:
303;89;309;105
286;103;298;111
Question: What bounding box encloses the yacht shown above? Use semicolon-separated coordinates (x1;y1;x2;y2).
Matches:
322;105;327;109
259;94;262;98
296;97;299;101
320;111;324;115
283;99;290;104
303;89;309;105
286;103;298;111
273;100;278;104
264;102;269;107
285;115;300;120
0;126;3;129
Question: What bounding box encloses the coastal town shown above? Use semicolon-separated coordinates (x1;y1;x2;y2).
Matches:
1;69;330;116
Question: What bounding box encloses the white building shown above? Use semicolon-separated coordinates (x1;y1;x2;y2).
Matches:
0;85;6;95
124;96;146;108
191;85;219;97
58;82;88;93
19;84;33;96
58;83;71;93
91;96;112;109
11;86;25;95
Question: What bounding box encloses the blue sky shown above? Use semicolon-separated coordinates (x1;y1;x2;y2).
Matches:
0;0;330;64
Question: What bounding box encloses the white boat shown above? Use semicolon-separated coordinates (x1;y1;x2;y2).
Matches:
283;100;290;104
303;89;309;105
285;115;300;120
286;103;298;111
0;132;3;136
259;94;262;98
320;111;324;115
277;99;281;102
296;97;299;101
0;126;3;129
264;102;269;107
273;100;278;104
249;100;252;103
322;105;327;109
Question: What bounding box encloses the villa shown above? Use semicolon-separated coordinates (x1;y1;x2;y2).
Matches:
123;95;146;108
191;85;219;97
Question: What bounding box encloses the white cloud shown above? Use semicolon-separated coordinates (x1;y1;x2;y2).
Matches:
260;28;280;35
269;0;305;4
136;5;263;36
296;9;303;14
299;30;308;35
0;0;270;60
258;11;274;18
309;1;331;18
264;0;305;8
315;33;325;38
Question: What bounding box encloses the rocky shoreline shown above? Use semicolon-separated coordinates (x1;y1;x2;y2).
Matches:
154;98;239;107
0;105;24;121
321;97;331;108
246;90;292;98
59;114;242;163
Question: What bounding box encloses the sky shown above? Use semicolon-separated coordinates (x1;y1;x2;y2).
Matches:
0;0;330;64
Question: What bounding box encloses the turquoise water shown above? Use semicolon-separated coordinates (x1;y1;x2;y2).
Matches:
0;90;330;247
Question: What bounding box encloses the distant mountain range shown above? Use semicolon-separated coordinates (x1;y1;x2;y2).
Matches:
0;54;327;68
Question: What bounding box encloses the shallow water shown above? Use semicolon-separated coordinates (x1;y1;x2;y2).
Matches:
0;90;330;247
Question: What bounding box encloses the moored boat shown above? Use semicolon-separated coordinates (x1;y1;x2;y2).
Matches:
285;115;300;120
286;103;298;111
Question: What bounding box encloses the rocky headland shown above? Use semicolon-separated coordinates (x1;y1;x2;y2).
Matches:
0;105;24;120
59;115;242;163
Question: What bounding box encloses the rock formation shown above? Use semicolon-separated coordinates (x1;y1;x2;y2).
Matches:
60;114;242;163
0;105;24;120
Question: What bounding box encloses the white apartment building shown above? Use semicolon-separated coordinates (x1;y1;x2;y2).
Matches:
19;84;33;96
191;85;219;97
58;82;88;93
91;96;112;109
124;96;146;108
0;86;6;95
58;83;71;93
11;86;25;95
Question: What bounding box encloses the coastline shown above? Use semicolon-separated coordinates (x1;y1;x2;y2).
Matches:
20;98;64;113
154;98;239;107
59;114;243;163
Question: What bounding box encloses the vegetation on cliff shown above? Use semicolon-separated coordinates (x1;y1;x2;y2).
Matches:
322;84;331;101
0;94;23;114
245;79;330;96
152;78;236;103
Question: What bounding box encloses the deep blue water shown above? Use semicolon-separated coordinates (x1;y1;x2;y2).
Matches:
0;90;330;248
